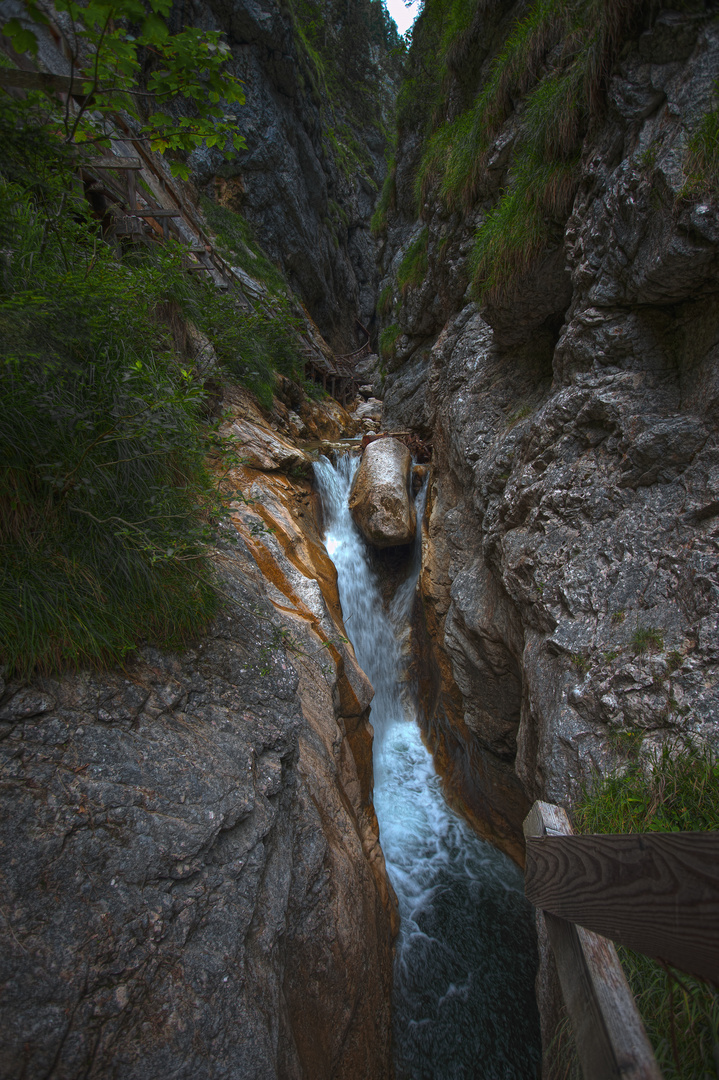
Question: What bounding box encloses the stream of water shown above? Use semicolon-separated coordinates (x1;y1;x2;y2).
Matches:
314;454;541;1080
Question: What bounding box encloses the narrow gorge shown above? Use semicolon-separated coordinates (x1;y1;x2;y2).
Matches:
1;0;718;1077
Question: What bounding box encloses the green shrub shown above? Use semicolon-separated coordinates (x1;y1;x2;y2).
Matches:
574;745;719;1078
0;181;218;677
204;291;304;409
0;118;307;677
396;228;429;295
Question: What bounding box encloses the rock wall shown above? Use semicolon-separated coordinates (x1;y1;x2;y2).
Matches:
0;392;395;1079
377;5;719;1061
380;3;719;864
188;0;398;348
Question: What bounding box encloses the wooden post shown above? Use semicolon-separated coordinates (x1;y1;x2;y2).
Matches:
524;803;662;1080
126;168;136;211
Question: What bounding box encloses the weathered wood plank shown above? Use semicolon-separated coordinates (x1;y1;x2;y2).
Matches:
525;831;719;983
0;69;79;93
524;802;661;1080
91;156;143;170
133;209;182;218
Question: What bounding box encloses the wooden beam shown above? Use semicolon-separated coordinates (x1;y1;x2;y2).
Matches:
524;803;661;1080
0;69;80;93
526;829;719;983
91;157;143;170
133;209;182;218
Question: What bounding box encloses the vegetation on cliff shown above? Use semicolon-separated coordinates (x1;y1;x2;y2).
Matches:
0;9;308;677
284;0;402;186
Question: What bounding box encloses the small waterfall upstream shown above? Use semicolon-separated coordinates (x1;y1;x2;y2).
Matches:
314;454;541;1079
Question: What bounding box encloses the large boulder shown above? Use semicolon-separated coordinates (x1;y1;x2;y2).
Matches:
349;438;416;548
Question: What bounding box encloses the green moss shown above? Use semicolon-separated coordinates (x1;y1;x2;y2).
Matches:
379;322;402;359
574;745;719;1078
396;227;429;295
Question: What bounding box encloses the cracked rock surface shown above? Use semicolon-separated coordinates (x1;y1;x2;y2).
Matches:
0;396;394;1080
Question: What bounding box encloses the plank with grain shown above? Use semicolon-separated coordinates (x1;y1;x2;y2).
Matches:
525;830;719;983
524;801;661;1080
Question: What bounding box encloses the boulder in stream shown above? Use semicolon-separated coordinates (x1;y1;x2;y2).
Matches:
349;437;416;548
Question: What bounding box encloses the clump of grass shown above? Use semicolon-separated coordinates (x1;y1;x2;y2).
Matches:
506;401;534;426
574;744;719;1077
631;625;664;655
371;158;397;235
377;282;395;318
411;0;647;299
575;742;719;834
681;80;719;202
379;323;402;360
396;228;429;295
666;649;683;673
607;728;643;755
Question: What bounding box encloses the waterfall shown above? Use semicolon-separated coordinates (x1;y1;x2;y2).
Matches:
314;454;541;1080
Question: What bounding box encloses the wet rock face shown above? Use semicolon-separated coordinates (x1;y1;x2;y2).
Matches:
0;393;395;1080
349;437;417;548
381;11;719;859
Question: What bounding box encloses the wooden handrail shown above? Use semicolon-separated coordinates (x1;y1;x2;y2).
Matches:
524;802;662;1080
525;827;719;983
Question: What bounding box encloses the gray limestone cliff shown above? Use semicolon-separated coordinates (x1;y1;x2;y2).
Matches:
186;0;400;347
376;0;719;1049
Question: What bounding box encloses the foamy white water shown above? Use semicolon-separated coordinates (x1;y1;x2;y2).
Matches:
314;454;540;1079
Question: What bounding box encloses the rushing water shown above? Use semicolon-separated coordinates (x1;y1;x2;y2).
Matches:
314;454;541;1080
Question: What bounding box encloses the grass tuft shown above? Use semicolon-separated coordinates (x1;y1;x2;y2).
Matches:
379;323;402;360
409;0;648;298
396;228;429;295
630;625;664;655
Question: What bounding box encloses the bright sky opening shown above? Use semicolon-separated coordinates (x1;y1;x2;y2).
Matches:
385;0;420;36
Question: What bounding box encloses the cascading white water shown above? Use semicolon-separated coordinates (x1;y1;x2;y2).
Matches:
314;454;540;1079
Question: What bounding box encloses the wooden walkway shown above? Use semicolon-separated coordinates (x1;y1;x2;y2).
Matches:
1;66;367;405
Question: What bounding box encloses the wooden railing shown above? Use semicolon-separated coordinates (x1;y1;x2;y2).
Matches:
523;801;719;1080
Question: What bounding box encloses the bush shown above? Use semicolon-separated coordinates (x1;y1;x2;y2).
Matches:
0;180;218;677
574;744;719;1078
